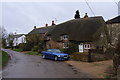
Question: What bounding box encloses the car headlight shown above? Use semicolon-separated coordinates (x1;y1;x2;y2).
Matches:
58;55;61;57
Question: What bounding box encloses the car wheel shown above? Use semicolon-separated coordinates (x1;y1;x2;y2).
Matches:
54;56;58;61
42;55;46;59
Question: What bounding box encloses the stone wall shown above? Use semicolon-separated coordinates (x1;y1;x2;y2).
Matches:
117;65;120;80
107;23;120;48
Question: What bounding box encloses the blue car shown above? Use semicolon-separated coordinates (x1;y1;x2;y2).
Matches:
41;49;70;61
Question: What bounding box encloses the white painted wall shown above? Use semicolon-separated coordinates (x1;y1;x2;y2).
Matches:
78;43;84;53
13;35;26;46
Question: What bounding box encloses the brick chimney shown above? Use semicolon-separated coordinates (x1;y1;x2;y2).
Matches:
34;26;36;29
52;20;55;25
84;13;88;18
45;24;48;27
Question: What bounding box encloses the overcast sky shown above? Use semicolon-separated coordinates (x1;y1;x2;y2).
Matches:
1;0;120;34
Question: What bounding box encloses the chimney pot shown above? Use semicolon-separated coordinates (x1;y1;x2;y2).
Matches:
46;24;48;27
52;20;55;25
84;13;88;18
34;26;36;29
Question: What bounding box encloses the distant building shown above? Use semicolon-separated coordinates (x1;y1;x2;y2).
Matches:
6;34;26;47
27;21;55;46
13;34;26;46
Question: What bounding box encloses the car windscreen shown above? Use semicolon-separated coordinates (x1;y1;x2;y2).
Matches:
47;49;61;53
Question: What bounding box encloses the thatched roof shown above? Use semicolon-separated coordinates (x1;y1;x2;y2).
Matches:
46;16;106;42
106;16;120;24
28;26;55;35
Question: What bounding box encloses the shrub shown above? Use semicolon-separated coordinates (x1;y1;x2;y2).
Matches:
32;46;39;51
5;46;11;49
60;43;78;54
70;52;89;62
13;48;23;52
19;43;33;51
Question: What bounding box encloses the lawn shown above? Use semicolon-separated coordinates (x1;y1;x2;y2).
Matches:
26;51;42;56
1;51;10;67
13;48;23;52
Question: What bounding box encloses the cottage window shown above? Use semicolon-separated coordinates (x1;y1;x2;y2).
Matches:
61;35;68;40
47;36;51;40
63;42;69;48
84;44;90;49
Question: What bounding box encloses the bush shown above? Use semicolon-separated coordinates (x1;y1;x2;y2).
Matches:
13;48;23;52
60;43;78;54
19;43;33;51
32;46;39;51
5;46;11;49
70;52;89;62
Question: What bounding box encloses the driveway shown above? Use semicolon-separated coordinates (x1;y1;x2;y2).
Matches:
2;49;93;78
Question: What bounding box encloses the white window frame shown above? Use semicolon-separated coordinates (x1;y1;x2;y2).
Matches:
79;43;84;53
84;44;90;49
63;35;68;40
47;36;51;40
63;42;69;48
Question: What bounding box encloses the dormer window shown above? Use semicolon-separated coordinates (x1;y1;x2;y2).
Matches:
47;36;51;40
61;34;68;40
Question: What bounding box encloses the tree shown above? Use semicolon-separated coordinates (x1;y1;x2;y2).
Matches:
0;26;8;48
7;33;14;48
113;34;120;75
74;10;80;19
0;26;8;39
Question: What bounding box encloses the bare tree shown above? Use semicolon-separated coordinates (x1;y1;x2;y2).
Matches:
0;26;8;39
0;26;8;48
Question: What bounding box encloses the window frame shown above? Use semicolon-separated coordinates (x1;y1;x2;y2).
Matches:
47;36;51;40
61;35;68;40
63;42;69;48
84;44;91;49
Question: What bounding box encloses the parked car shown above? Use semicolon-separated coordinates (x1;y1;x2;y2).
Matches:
41;49;70;61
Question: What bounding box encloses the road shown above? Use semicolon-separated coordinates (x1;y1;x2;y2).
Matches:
2;49;93;78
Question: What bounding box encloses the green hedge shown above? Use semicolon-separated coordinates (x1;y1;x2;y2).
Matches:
19;43;33;51
13;48;23;52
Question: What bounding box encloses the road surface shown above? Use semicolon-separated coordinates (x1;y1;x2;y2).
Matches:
2;49;93;78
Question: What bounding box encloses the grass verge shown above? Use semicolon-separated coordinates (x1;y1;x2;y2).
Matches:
26;51;42;56
2;51;10;67
12;48;23;52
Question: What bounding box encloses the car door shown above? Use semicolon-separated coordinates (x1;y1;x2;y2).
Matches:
46;49;53;58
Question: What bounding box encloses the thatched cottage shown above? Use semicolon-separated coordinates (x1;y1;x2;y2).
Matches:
45;16;108;53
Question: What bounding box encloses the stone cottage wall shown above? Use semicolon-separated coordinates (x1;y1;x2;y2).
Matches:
117;65;120;80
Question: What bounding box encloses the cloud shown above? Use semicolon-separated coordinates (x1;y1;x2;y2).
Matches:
2;2;118;34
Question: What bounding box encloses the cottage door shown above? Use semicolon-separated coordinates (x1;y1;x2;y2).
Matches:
79;43;84;53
